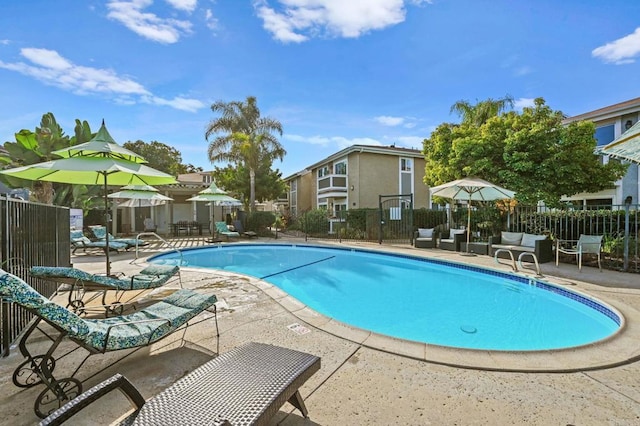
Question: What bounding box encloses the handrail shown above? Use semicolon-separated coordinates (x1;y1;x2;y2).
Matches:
494;248;517;272
517;252;542;276
131;232;184;266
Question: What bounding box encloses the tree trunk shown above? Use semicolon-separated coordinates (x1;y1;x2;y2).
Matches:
249;168;256;213
32;181;54;204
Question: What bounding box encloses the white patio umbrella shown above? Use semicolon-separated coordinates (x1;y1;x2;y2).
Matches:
430;178;516;254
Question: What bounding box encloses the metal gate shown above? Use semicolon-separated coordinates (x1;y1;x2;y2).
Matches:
378;194;413;244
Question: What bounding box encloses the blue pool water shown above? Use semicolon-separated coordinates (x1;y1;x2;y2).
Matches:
150;244;621;351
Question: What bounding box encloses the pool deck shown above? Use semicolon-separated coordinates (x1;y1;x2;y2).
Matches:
1;235;640;425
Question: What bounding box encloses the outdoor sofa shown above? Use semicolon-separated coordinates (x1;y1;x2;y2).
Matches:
489;231;553;263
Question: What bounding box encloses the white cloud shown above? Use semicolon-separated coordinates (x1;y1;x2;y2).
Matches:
514;65;532;76
514;97;535;110
0;40;10;45
107;0;193;43
165;0;198;13
592;27;640;65
0;48;204;112
254;0;429;43
205;9;219;30
375;115;405;126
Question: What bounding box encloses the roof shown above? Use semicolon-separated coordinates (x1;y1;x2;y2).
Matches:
563;97;640;124
284;144;424;180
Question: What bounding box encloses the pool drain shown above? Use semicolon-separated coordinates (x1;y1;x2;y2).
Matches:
461;325;477;334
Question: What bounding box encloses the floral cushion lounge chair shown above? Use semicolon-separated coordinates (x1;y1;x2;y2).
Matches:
70;230;128;254
214;221;240;240
0;269;218;419
30;264;181;314
88;225;149;250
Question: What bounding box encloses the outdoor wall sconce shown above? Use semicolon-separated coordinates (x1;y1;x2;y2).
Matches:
625;120;633;130
350;185;354;190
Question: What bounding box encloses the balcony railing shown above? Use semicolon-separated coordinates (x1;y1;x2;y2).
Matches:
318;175;347;193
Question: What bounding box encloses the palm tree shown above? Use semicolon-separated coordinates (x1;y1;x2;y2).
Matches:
205;96;285;212
450;95;514;126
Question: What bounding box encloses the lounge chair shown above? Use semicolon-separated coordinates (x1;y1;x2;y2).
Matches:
233;219;258;238
70;230;128;254
213;221;240;241
39;342;320;426
0;269;218;419
30;264;181;313
555;234;604;271
88;225;149;250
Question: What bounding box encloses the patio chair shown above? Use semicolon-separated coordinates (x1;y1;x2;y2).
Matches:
143;217;157;232
88;225;149;250
0;269;218;419
233;219;258;238
70;230;128;254
29;264;181;314
39;342;321;426
555;234;604;272
439;228;466;252
214;221;240;240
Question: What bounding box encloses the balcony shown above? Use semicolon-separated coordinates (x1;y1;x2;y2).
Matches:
317;174;347;195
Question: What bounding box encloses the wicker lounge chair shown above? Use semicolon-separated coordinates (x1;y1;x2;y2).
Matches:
30;264;181;313
70;230;128;254
39;342;320;426
0;269;218;419
88;225;149;250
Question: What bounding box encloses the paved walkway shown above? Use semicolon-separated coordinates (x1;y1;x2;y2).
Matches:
1;236;640;425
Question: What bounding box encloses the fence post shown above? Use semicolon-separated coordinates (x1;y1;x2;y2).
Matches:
624;196;632;271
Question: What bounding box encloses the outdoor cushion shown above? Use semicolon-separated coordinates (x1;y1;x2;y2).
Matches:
417;228;434;238
36;302;90;338
521;233;547;248
500;232;523;245
447;229;466;239
30;265;179;291
0;270;48;309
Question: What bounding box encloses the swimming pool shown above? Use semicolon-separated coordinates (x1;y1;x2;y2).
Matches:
149;244;622;351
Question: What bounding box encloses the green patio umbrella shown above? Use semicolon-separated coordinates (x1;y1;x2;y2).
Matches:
0;122;177;275
186;182;241;231
108;184;173;207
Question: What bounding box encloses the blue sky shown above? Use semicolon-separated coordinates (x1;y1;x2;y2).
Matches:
1;0;640;178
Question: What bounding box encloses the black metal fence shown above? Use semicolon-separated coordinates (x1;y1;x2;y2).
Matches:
1;196;71;356
285;203;639;272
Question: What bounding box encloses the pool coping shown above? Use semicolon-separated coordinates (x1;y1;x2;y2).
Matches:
168;242;640;372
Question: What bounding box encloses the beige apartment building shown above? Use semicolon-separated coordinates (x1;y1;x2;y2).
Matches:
282;145;428;219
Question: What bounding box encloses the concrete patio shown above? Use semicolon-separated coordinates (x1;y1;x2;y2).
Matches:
1;235;639;425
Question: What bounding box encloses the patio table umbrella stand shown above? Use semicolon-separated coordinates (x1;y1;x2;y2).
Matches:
430;178;516;256
0;121;177;275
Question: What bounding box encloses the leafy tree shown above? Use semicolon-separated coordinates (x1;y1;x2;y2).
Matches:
122;140;201;176
211;160;286;209
423;98;628;206
205;96;285;212
450;95;514;126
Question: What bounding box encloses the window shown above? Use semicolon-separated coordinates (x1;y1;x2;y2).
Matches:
318;166;330;178
400;158;412;171
594;125;614;147
334;161;347;175
203;174;212;184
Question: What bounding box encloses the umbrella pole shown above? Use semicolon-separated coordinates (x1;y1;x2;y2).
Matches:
104;175;111;276
461;194;476;257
